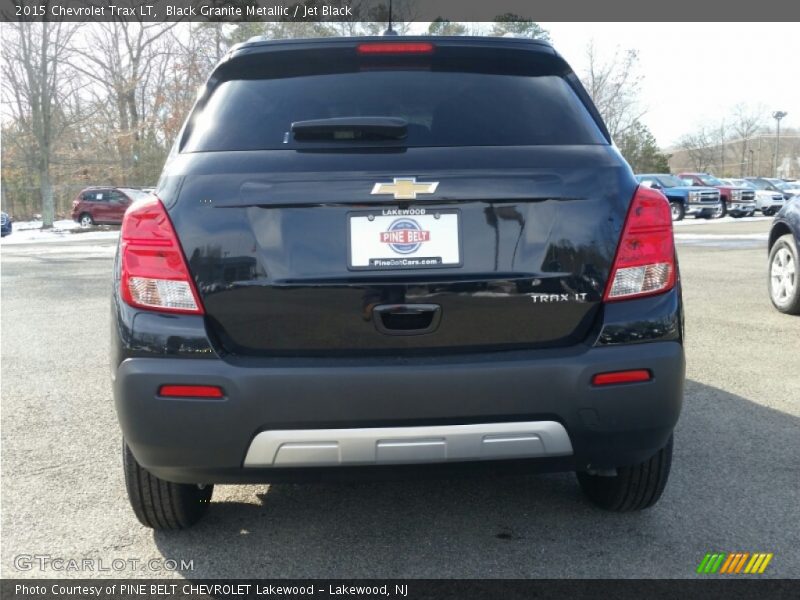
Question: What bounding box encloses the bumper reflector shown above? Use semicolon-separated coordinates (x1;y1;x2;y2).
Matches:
592;370;652;386
159;385;224;398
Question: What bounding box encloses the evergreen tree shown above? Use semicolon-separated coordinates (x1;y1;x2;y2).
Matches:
617;121;671;173
427;18;468;36
490;15;551;40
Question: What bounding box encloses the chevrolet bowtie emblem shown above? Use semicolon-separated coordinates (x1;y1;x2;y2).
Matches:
371;177;439;200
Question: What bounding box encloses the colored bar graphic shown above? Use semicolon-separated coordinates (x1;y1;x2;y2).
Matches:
710;554;726;573
734;553;750;573
697;552;772;575
696;553;712;574
758;554;773;574
744;554;760;573
719;553;737;574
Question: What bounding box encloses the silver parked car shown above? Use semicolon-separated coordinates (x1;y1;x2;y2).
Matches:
722;178;785;216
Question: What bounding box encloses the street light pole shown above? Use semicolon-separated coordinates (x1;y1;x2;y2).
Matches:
772;111;788;178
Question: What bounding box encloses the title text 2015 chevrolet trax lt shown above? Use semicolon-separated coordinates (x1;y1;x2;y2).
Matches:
112;37;685;529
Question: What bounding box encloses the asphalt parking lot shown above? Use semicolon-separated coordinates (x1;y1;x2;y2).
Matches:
1;216;798;579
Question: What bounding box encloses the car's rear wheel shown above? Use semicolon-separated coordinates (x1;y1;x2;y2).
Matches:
670;202;685;222
123;441;213;529
576;435;673;511
79;213;94;228
768;234;800;315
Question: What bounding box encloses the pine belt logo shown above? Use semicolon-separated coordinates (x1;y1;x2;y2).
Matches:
380;218;430;254
696;552;774;575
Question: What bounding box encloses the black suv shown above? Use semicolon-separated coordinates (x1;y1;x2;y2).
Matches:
113;37;685;529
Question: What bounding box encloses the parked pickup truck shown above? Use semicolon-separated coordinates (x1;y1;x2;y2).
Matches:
635;173;720;221
678;172;756;218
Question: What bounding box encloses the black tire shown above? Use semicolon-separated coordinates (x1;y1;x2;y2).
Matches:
669;202;685;222
768;234;800;315
123;441;213;529
79;213;94;228
714;201;727;219
762;208;774;217
576;435;673;512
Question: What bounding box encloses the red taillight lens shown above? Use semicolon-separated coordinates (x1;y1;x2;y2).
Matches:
120;198;203;314
159;385;224;398
604;185;676;301
592;370;652;386
357;42;434;55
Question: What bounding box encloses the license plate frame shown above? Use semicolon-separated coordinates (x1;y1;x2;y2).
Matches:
347;208;462;271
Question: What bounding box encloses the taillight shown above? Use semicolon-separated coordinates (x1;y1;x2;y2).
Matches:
357;42;434;55
604;185;676;302
119;197;203;314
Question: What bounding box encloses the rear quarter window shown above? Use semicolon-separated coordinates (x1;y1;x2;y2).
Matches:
183;71;606;152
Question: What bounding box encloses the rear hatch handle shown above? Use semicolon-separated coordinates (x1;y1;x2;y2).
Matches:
372;304;442;336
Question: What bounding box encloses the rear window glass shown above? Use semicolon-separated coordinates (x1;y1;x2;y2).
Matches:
183;71;606;151
118;188;151;201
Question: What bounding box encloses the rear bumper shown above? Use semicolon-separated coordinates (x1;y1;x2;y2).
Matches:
115;341;684;483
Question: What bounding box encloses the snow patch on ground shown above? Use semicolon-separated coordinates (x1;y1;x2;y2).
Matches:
1;220;120;245
674;233;769;240
673;215;772;226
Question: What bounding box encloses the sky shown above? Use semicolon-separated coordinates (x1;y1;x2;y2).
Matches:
410;22;799;149
541;22;799;148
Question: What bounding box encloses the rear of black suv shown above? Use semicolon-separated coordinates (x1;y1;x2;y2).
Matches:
112;37;684;529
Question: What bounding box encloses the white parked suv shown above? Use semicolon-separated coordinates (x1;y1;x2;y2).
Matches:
723;178;785;216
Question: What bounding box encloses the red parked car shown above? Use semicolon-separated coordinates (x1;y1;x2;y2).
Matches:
677;172;756;218
71;187;151;227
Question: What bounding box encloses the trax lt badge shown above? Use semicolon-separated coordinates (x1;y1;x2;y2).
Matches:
371;177;439;200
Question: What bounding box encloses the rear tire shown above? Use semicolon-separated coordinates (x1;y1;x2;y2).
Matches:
577;435;673;511
123;441;213;529
79;213;94;228
768;234;800;315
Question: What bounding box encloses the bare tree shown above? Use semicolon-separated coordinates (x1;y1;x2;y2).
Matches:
2;19;78;228
67;20;180;184
731;104;765;176
677;129;717;172
581;42;646;141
